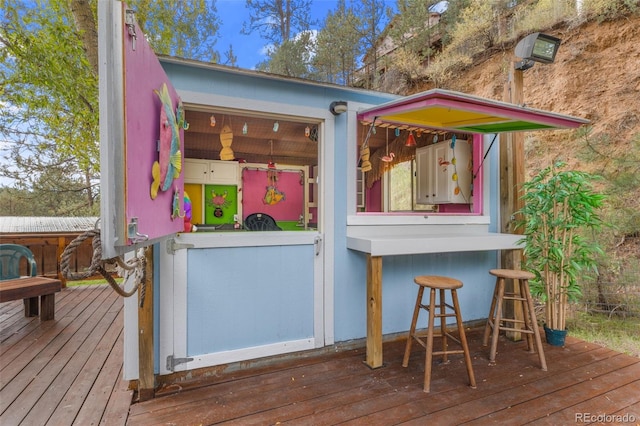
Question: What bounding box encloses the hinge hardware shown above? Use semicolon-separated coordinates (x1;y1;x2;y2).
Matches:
125;9;137;50
167;238;194;254
166;355;194;372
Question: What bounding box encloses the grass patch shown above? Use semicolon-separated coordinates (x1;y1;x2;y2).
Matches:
567;311;640;358
66;277;123;287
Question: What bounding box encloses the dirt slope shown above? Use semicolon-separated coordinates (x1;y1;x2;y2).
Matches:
424;14;640;176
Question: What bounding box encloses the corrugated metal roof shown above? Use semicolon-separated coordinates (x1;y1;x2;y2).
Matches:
0;217;99;234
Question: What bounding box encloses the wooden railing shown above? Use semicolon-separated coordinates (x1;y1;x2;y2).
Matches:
0;233;95;287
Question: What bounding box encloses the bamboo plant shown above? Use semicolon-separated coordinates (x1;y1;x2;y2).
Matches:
516;162;606;331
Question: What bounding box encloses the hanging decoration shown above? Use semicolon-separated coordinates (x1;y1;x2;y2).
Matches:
208;188;231;218
183;191;194;232
219;118;234;161
405;131;417;147
308;126;318;142
264;140;285;204
171;187;185;220
210;115;216;127
243;122;248;135
150;83;182;200
358;120;376;173
305;126;310;137
273;121;279;132
381;128;395;162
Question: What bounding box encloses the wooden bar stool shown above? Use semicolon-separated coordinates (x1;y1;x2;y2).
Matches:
402;275;477;393
482;269;547;371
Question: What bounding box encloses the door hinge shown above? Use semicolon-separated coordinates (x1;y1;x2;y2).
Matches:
314;236;322;256
166;355;194;372
167;238;194;255
124;9;137;50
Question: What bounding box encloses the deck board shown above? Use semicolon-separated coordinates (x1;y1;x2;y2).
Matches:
128;330;640;426
1;284;639;425
0;285;129;426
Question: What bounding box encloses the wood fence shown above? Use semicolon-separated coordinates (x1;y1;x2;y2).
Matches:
0;233;95;287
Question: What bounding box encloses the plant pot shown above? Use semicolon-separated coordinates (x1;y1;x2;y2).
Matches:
544;324;567;347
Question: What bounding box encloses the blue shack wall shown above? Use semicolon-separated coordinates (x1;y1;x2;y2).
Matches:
159;61;502;350
332;132;502;342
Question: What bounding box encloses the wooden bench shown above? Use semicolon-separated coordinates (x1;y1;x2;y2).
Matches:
0;277;62;320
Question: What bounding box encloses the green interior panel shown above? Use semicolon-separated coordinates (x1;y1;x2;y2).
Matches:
204;184;238;225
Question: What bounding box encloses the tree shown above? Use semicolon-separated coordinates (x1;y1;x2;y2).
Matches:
221;44;238;67
1;0;99;210
0;0;221;215
129;0;221;62
313;0;362;85
242;0;315;45
353;0;392;89
388;0;441;65
256;32;314;78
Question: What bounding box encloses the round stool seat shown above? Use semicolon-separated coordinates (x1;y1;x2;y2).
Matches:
489;269;535;280
414;275;463;290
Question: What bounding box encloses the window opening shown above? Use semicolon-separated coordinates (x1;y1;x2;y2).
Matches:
182;108;321;231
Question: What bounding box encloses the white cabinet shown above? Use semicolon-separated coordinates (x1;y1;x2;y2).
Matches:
184;159;238;185
416;139;472;204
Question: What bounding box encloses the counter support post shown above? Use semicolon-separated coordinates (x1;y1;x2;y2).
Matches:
365;254;383;368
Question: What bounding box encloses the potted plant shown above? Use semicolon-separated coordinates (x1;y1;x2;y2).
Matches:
516;162;606;346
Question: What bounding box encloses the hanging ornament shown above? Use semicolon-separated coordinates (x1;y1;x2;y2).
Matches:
382;128;395;162
360;145;372;172
305;126;310;137
405;131;417;147
273;121;279;132
219;123;234;161
210;115;216;127
395;128;400;137
242;122;248;135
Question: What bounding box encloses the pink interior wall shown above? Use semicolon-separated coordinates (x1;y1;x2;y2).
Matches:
365;180;382;212
241;169;305;221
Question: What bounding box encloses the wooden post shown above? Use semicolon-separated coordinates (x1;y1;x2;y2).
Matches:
365;254;383;368
56;236;67;287
138;246;155;401
500;62;525;340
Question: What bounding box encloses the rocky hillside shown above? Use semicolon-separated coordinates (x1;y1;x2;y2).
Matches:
427;13;640;270
423;14;640;177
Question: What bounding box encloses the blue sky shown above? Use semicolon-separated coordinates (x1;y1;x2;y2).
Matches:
216;0;396;69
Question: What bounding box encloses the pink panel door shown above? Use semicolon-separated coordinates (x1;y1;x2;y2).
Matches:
122;4;184;245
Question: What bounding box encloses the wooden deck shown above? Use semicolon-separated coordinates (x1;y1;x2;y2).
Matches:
0;284;131;425
2;285;639;425
129;331;640;424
